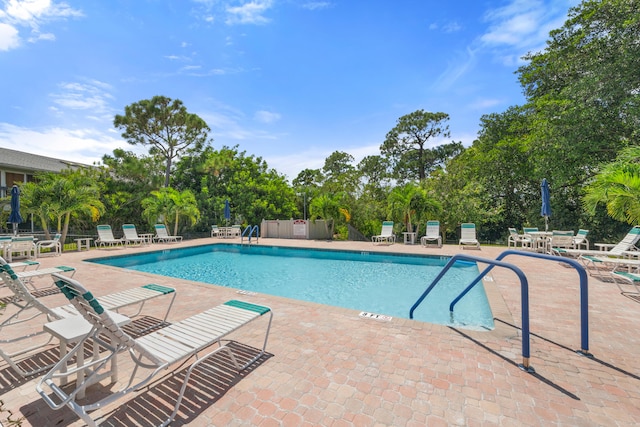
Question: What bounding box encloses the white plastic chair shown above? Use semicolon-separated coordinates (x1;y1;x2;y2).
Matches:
36;233;62;257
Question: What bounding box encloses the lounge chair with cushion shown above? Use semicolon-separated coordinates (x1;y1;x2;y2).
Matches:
36;233;62;257
421;221;442;248
211;224;221;238
95;225;124;248
459;223;480;249
154;224;183;243
0;257;176;378
372;221;396;245
122;224;145;246
37;273;272;427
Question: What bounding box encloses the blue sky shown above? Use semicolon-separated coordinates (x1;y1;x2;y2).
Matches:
0;0;578;181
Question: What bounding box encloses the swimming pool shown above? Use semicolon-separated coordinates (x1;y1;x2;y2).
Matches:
87;244;494;329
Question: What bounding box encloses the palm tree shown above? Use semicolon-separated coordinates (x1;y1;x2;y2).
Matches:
583;147;640;225
142;187;200;235
20;170;104;247
387;183;441;234
309;193;340;239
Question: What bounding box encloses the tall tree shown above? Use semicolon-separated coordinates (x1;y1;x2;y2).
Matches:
114;96;211;187
321;151;358;195
381;110;462;181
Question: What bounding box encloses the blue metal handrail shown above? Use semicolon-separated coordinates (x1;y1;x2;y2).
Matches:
409;254;534;372
241;225;259;244
449;250;590;359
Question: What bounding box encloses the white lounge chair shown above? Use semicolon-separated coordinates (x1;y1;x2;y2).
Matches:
154;224;183;243
0;257;176;378
37;273;272;427
122;224;145;246
610;269;640;294
95;225;124;248
421;221;442;248
36;233;62;257
459;223;480;249
1;265;76;292
211;224;221;238
552;225;640;258
7;260;40;271
372;221;396;245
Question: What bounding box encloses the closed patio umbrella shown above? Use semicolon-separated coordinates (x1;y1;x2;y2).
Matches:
541;178;551;231
9;185;23;236
224;199;231;225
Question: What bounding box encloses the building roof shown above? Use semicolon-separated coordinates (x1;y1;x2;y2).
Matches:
0;147;93;173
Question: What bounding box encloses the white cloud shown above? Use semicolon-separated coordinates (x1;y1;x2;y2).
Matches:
432;46;478;91
0;22;20;50
479;0;577;63
49;79;115;120
0;0;83;51
0;122;130;165
301;2;332;11
254;110;281;124
225;0;273;25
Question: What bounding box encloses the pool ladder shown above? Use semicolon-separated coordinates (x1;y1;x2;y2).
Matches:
241;225;259;245
409;250;591;373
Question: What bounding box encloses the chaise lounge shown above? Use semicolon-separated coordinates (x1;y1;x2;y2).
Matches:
37;273;272;427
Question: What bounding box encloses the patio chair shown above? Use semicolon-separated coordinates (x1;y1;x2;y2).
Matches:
547;230;575;254
36;233;62;257
5;236;37;262
122;224;145;246
95;225;124;248
37;273;272;427
521;227;539;251
572;229;589;250
154;224;183;243
231;224;242;237
0;257;176;378
372;221;396;245
421;221;442;248
459;223;480;249
507;227;526;248
211;224;221;238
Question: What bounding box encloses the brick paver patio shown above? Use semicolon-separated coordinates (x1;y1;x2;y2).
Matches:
1;237;639;426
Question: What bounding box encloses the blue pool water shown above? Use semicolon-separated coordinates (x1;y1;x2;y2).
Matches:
87;244;494;329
